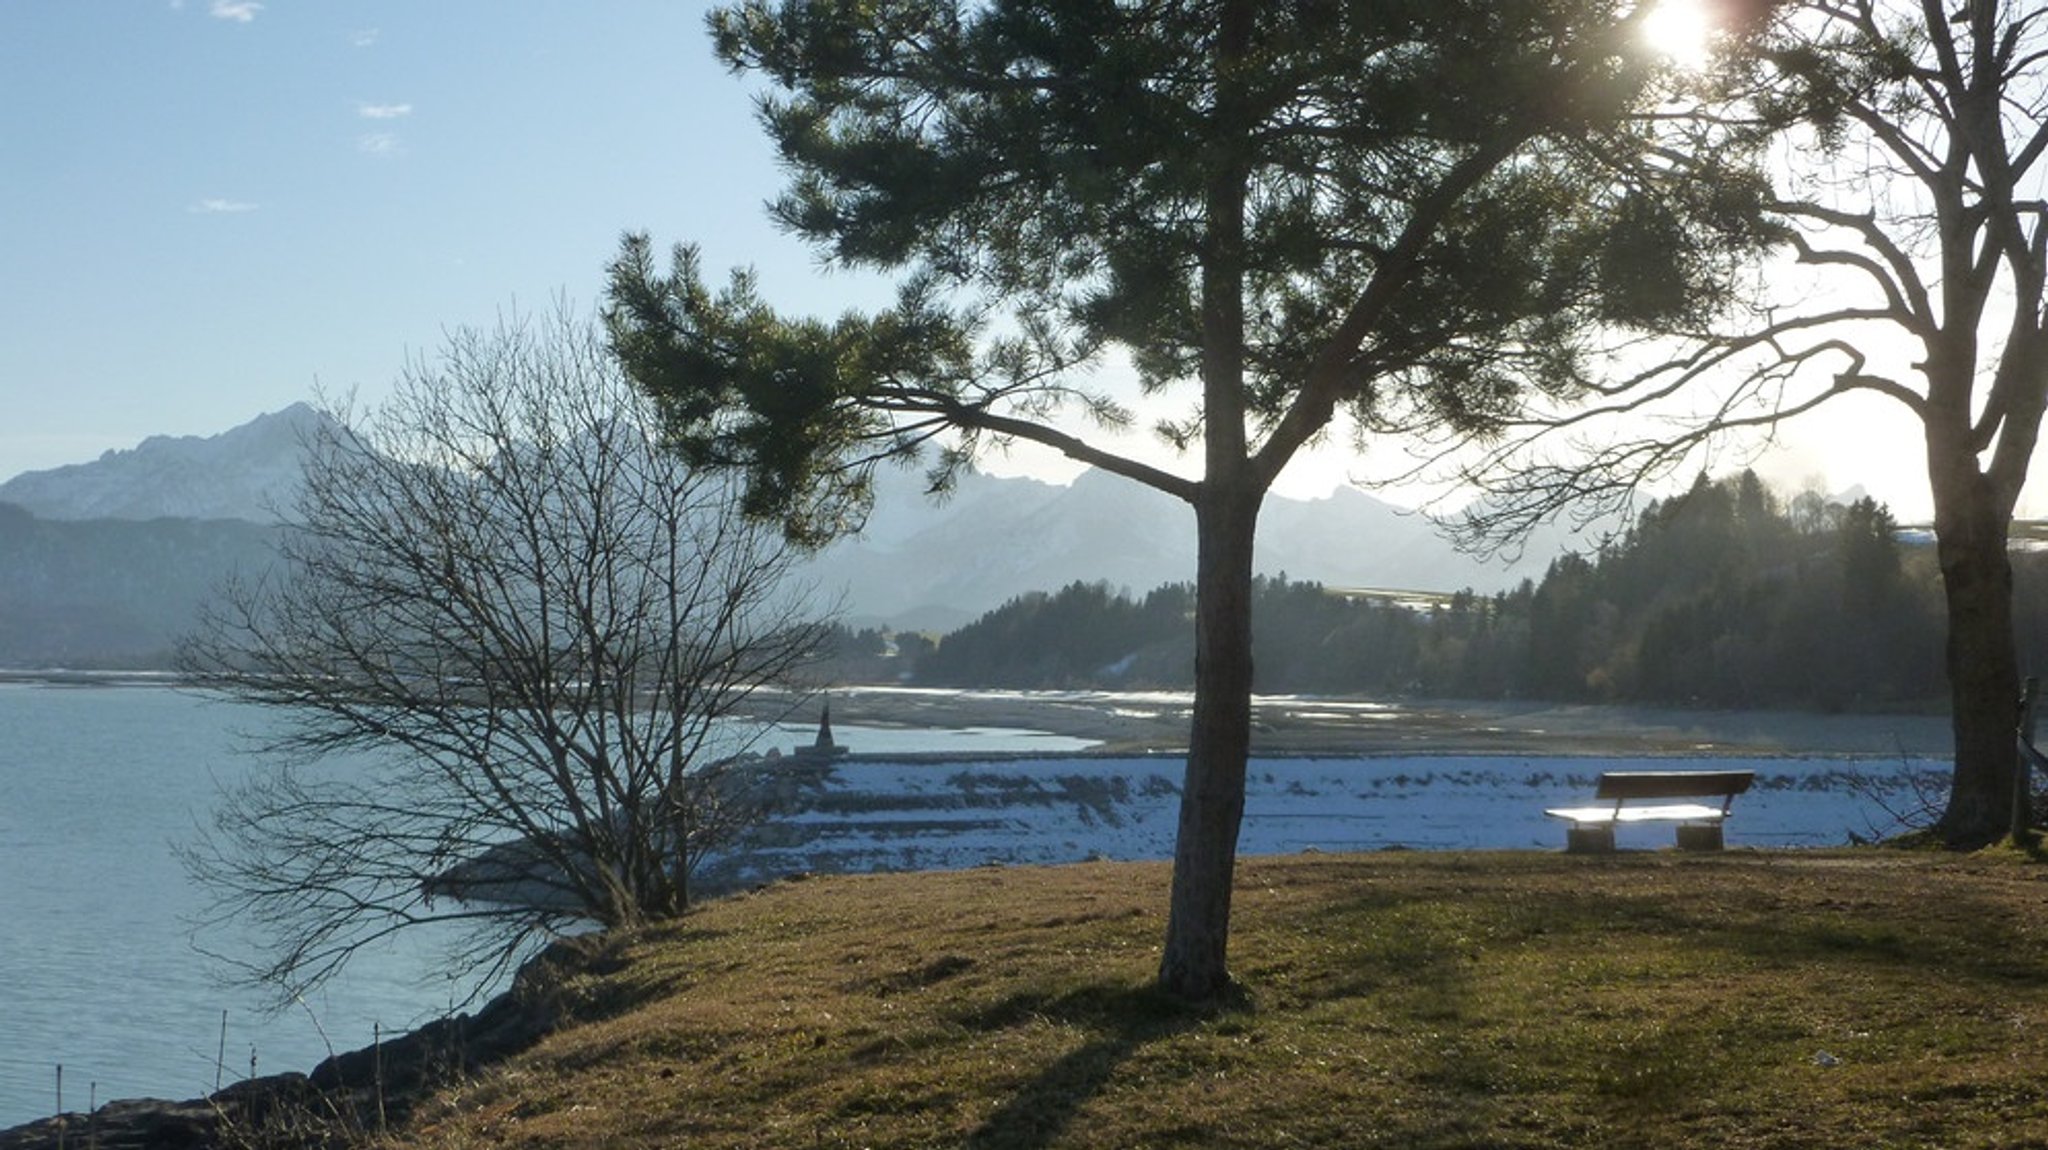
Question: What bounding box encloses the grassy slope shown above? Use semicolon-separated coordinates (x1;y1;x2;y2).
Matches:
395;851;2048;1149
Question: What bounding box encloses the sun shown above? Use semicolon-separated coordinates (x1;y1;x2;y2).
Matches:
1639;0;1717;70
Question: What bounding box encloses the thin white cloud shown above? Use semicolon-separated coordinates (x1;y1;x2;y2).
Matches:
189;198;259;214
351;28;380;48
209;1;262;22
358;103;412;120
357;132;402;157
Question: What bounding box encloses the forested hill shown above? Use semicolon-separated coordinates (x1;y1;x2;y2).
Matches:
874;472;2040;712
0;503;280;668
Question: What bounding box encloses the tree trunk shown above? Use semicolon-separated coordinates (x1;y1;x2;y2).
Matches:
1155;0;1256;1002
1157;487;1260;1000
1929;449;2020;847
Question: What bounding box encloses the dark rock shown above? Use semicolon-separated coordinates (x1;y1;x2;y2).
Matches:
0;1098;216;1150
0;934;625;1149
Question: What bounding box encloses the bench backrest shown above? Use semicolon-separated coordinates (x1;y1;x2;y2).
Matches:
1594;770;1756;802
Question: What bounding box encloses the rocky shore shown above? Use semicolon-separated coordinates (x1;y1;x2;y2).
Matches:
0;935;629;1150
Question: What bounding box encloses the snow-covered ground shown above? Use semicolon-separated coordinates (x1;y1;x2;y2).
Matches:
702;752;1943;891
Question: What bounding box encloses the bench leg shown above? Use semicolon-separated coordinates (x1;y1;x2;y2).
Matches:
1676;824;1724;851
1566;825;1615;854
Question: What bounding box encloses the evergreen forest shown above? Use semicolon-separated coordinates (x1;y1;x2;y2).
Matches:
830;472;2048;713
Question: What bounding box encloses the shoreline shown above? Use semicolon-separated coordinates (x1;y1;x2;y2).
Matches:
0;681;1956;1142
1;669;1956;760
776;686;1955;760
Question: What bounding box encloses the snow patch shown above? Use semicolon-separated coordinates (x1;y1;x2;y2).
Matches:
699;752;1941;893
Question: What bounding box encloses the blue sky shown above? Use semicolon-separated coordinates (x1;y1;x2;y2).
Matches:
0;1;893;482
0;2;1959;519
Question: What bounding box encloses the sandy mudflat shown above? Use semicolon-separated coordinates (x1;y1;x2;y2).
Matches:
792;686;1955;759
0;670;1950;760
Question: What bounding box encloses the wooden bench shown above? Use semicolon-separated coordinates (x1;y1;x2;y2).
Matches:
1544;770;1755;852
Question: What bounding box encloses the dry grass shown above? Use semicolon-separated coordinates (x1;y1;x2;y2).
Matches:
392;850;2048;1149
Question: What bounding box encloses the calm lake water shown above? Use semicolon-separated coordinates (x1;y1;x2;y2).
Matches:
0;683;1095;1127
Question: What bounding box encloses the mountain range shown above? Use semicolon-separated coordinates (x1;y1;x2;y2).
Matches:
0;408;1558;666
822;464;1546;630
0;404;325;523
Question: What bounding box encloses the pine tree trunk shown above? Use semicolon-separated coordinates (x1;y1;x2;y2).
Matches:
1156;0;1257;1002
1932;484;2020;846
1157;488;1259;1000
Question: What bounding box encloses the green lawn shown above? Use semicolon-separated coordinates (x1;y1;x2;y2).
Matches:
392;850;2048;1149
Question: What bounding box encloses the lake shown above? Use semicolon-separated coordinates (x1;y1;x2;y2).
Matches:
0;682;1941;1128
0;682;1094;1127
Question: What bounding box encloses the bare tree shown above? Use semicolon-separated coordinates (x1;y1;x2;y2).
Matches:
1449;1;2048;846
179;307;827;1001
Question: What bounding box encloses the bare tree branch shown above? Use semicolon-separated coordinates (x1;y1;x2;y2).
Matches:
179;306;828;1004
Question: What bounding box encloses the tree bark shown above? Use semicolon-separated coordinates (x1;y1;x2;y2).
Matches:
1158;486;1260;1000
1928;438;2021;847
1156;0;1255;1002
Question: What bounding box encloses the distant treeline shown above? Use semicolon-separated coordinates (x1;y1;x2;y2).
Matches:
826;472;2048;712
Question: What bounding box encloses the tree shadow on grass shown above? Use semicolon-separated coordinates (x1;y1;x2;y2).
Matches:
957;982;1238;1150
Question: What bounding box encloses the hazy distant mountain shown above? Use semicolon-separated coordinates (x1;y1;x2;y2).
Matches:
0;403;327;522
0;502;279;668
0;409;1558;665
811;464;1541;631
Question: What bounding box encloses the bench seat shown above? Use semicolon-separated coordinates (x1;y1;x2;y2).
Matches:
1544;770;1755;852
1543;802;1731;826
